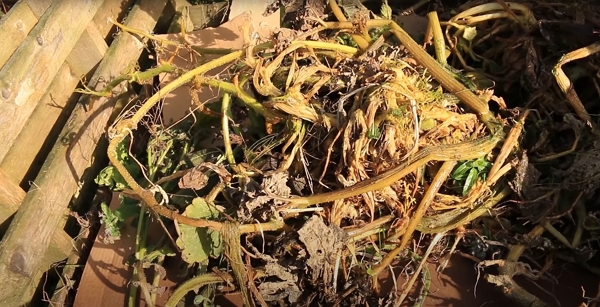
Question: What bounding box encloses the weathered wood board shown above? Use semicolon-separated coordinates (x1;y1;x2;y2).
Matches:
0;0;136;187
0;0;104;165
0;0;168;305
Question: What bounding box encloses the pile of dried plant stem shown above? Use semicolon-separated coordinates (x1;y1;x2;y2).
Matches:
75;1;599;306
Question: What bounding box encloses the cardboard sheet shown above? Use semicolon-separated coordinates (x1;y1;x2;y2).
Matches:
156;6;280;123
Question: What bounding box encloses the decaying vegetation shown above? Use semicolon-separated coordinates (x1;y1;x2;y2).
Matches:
78;0;600;306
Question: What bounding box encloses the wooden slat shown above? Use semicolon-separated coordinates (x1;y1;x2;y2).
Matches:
0;169;23;226
0;0;168;304
0;65;79;186
43;225;74;273
92;0;136;43
0;0;57;69
0;2;39;68
66;21;108;77
167;1;193;33
0;0;104;163
188;3;228;28
17;0;123;76
24;0;53;16
0;169;73;283
0;0;135;186
16;227;75;307
0;0;121;71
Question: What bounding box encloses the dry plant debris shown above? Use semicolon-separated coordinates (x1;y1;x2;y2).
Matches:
78;0;600;306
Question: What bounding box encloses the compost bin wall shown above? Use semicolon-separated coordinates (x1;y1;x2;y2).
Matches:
0;0;167;305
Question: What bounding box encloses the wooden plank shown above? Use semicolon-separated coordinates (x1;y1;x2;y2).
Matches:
168;2;227;33
188;3;228;29
18;0;122;76
0;169;22;226
0;64;79;186
0;0;104;163
24;0;52;16
65;21;108;77
64;0;138;78
43;224;74;272
0;2;39;68
0;0;122;70
92;0;138;43
171;0;190;10
0;0;56;67
18;228;75;307
0;0;168;304
167;2;193;33
0;169;73;278
0;0;135;186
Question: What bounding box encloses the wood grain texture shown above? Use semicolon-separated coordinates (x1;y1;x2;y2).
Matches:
168;2;227;33
0;0;104;163
65;22;109;77
0;170;22;218
0;0;135;187
0;0;168;305
188;3;228;29
24;0;53;16
0;169;73;284
0;2;39;68
0;64;79;186
92;0;136;44
0;0;56;68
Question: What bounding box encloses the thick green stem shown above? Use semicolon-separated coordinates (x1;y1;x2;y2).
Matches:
427;11;447;65
329;0;370;50
324;19;496;129
76;64;175;97
165;273;233;307
370;161;456;278
221;93;239;173
129;216;151;307
202;79;278;119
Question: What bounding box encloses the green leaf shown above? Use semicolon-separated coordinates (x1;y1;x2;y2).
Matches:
367;124;381;139
115;138;132;162
451;162;471;180
176;198;223;264
98;196;141;242
95;137;141;191
113;195;140;222
462;168;479;196
95;166;128;190
145;244;177;262
193;294;212;307
472;157;491;172
100;202;121;240
390;108;405;117
419;118;437;131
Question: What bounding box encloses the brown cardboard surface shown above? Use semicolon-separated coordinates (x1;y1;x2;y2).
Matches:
229;0;280;37
73;193;135;307
156;10;280;124
74;193;182;307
